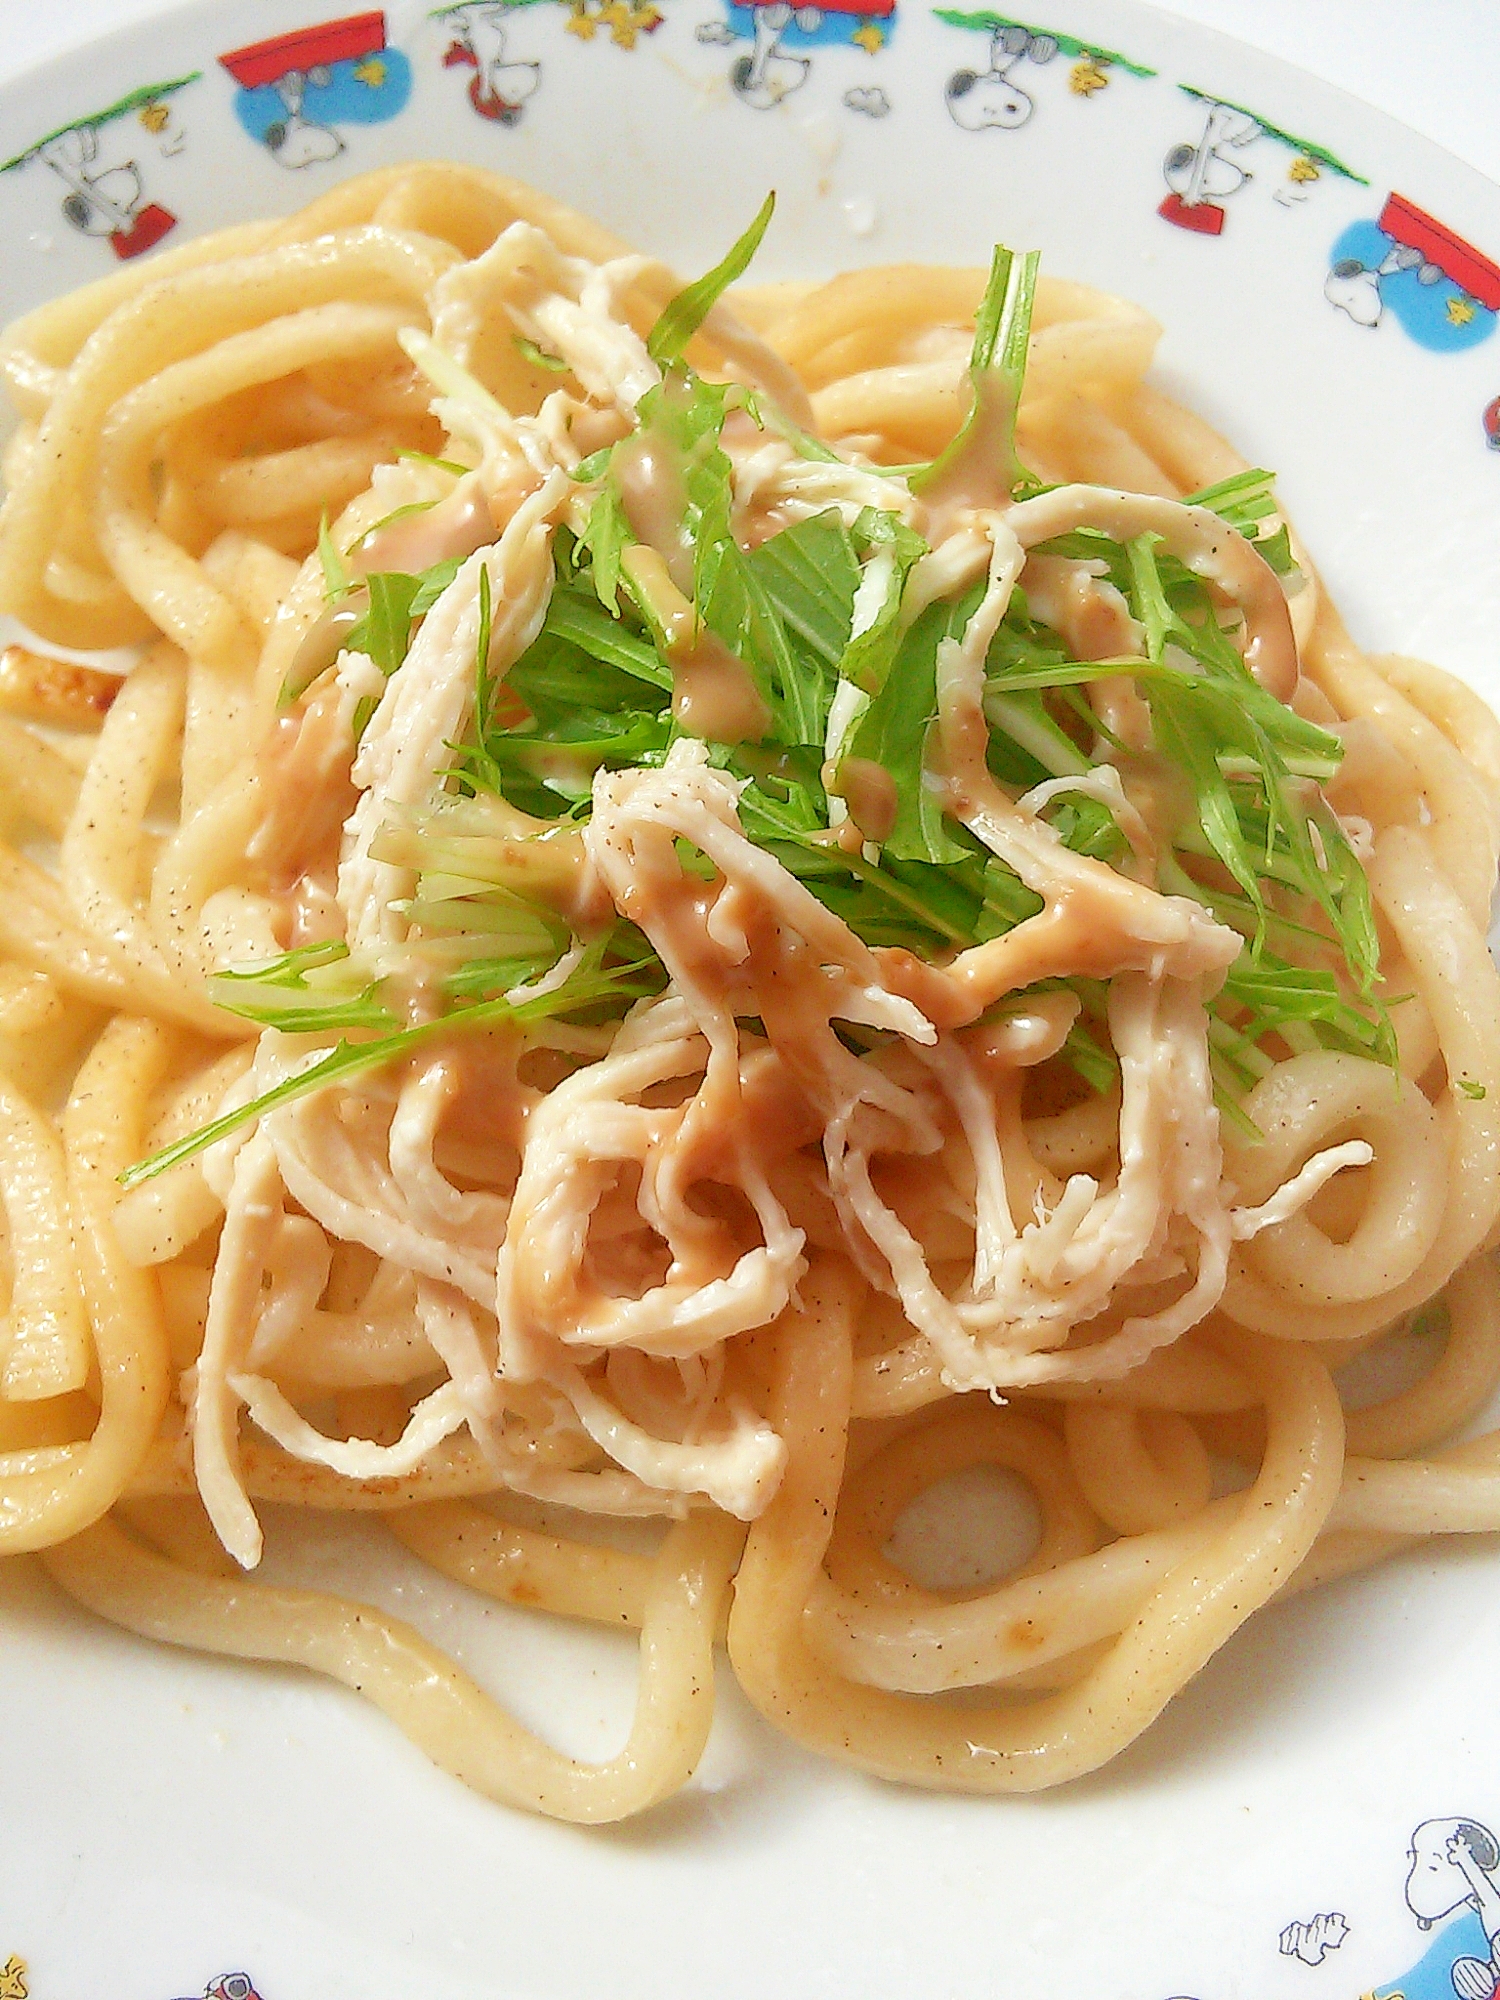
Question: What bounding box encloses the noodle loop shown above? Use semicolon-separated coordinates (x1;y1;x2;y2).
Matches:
1;164;1497;1820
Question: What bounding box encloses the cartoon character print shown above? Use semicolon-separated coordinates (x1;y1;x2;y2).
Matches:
435;3;541;124
1326;194;1500;355
0;76;199;261
1485;397;1500;453
38;126;177;256
433;0;663;127
1159;88;1364;235
933;14;1154;135
560;0;666;52
695;0;895;115
0;1957;255;2000
1159;99;1257;234
1363;1818;1500;2000
944;20;1055;133
219;12;413;169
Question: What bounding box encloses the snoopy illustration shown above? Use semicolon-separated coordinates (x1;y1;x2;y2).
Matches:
944;21;1057;133
1158;99;1259;233
699;0;893;113
1326;238;1445;328
220;16;410;168
34;125;176;259
1323;192;1500;358
1401;1817;1500;1998
441;3;541;124
260;66;345;167
723;4;821;108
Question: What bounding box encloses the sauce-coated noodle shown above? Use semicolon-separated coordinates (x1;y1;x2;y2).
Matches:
1;164;1498;1823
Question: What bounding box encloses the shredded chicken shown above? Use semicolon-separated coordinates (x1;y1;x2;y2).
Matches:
188;220;1372;1566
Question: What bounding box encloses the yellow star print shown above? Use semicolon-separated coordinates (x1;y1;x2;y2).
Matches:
565;3;599;40
1448;294;1477;327
1069;57;1108;95
1288;155;1321;184
352;56;386;86
139;101;170;133
599;0;641;47
0;1954;28;2000
851;20;886;53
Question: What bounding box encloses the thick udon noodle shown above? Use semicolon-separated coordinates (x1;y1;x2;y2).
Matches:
1;163;1499;1823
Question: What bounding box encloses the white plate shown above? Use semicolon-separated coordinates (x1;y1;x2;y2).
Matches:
1;5;1499;1997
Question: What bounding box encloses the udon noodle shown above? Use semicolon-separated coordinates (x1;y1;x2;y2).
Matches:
1;163;1498;1824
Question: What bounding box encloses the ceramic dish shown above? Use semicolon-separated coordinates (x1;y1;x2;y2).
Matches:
1;4;1498;1996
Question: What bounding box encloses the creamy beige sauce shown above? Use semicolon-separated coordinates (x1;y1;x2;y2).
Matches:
913;628;1241;1028
615;432;694;593
836;756;899;844
919;374;1020;528
1022;553;1142;659
671;637;772;745
1109;749;1196;857
357;475;495;575
1016;553;1154;753
617;543;770;747
872;886;1183;1033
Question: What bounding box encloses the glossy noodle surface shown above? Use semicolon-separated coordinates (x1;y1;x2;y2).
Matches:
2;162;1499;1823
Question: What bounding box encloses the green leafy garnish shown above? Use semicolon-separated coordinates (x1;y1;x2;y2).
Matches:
317;512;354;599
344;572;425;678
912;243;1040;501
398;449;472;476
121;929;661;1190
515;335;570;374
843;592;977;864
140;225;1399;1193
211;941;397;1036
1183;467;1298;578
646;192;776;367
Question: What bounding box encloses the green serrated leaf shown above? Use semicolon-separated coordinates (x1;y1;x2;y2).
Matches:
579;481;633;614
647;192;776;367
345;572;423;678
123;931;660;1189
216;940;350;987
911;243;1040;501
748;511;862;673
844;592;979;864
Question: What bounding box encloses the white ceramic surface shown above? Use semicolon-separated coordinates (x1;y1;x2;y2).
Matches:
1;5;1499;1998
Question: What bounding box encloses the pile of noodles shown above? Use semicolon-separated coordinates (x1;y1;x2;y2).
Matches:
0;163;1497;1823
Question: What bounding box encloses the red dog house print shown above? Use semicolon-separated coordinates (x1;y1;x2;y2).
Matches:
219;12;388;89
1378;193;1500;312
